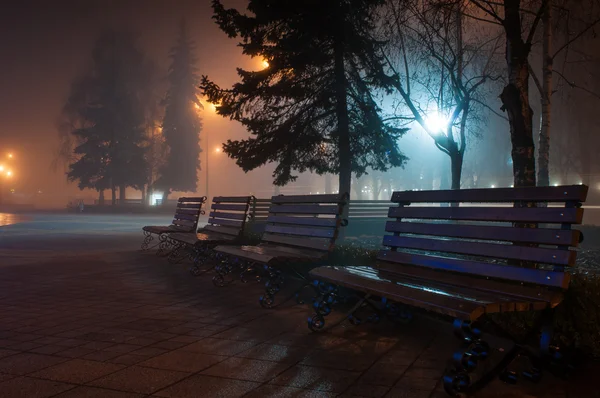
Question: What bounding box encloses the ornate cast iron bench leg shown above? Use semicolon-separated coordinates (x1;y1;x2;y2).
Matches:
213;253;236;287
259;264;285;308
141;230;156;251
156;234;173;257
443;319;491;396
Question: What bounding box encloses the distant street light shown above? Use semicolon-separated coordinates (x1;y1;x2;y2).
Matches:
6;171;12;177
8;153;13;159
262;59;270;69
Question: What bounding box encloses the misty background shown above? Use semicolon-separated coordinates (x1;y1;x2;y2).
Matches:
1;0;599;209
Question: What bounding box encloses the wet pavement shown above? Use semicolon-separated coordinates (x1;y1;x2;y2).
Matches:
0;214;597;397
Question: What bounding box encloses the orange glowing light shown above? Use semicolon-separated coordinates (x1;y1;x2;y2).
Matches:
215;147;222;153
262;59;269;69
210;103;217;112
194;103;200;110
7;153;13;159
6;171;12;177
0;165;3;172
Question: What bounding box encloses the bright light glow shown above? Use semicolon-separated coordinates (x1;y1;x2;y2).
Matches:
215;147;221;153
510;184;514;188
490;184;495;188
553;183;559;187
6;171;12;177
262;59;269;69
7;153;13;159
424;113;449;134
194;103;200;110
210;103;217;112
0;165;3;172
151;192;163;206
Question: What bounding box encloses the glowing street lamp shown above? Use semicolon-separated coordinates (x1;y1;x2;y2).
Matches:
215;147;221;153
6;171;12;177
262;59;270;69
424;112;449;135
0;165;3;172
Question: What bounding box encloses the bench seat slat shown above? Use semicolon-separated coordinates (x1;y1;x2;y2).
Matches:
310;266;483;320
142;225;190;234
388;206;583;224
382;235;576;266
211;204;249;211
376;250;569;288
175;208;201;215
271;194;347;204
374;261;561;304
391;185;588;203
266;215;338;228
310;266;551;321
172;219;196;228
203;225;243;237
262;233;332;251
385;221;581;246
173;213;198;222
170;231;237;246
214;244;322;264
265;224;336;238
208;217;243;228
270;204;341;215
209;211;247;221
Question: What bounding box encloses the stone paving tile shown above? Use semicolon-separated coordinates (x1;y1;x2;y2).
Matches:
140;349;227;373
81;350;122;362
30;358;124;384
0;372;16;382
0;348;18;359
384;386;432;398
55;346;96;358
89;365;189;394
103;343;143;354
53;386;144;398
340;382;391;397
269;364;361;393
107;353;151;366
30;344;71;355
357;363;409;387
236;343;313;364
0;352;68;375
180;337;258;356
244;384;337;397
201;357;292;382
0;376;75;398
153;374;260;398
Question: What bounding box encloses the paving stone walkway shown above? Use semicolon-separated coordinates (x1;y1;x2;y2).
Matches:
0;233;597;397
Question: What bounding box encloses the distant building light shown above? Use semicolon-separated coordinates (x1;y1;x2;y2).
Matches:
553;183;559;187
510;184;514;188
491;185;495;188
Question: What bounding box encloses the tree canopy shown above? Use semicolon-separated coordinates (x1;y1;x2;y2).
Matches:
155;21;202;197
63;30;157;203
201;0;408;196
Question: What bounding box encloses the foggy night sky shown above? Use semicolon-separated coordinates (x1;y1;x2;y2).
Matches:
0;0;268;204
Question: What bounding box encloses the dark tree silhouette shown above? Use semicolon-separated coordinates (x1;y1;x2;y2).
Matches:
201;0;408;218
155;21;202;203
63;30;156;204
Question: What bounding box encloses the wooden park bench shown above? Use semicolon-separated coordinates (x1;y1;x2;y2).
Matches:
141;196;207;254
213;193;349;308
307;185;588;396
167;196;253;275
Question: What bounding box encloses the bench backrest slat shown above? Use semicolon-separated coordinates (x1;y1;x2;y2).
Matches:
382;235;576;266
378;250;569;289
205;196;253;237
388;206;583;224
391;185;588;203
170;197;207;232
385;221;581;246
262;193;348;252
380;185;587;290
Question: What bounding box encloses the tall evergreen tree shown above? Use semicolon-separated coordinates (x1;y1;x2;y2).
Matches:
201;0;407;217
64;30;156;204
155;21;202;202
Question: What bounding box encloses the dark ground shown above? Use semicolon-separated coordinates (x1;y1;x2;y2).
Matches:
0;213;598;397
